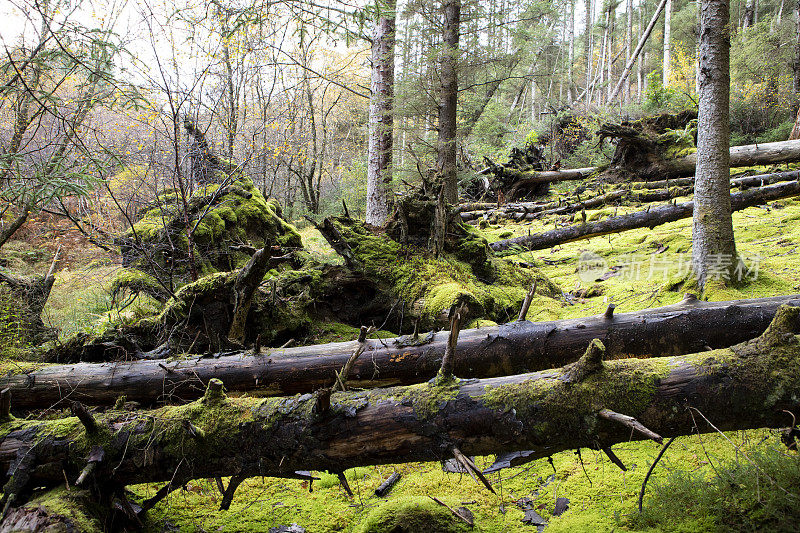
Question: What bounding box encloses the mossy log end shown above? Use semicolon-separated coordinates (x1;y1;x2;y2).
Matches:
2;306;800;510
490;179;800;254
5;294;800;410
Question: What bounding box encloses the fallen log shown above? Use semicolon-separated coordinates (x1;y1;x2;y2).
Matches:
489;141;800;193
6;293;800;410
461;171;800;223
2;306;800;507
631;169;800;190
490;179;800;253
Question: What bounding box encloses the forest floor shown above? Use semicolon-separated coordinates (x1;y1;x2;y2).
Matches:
6;170;800;532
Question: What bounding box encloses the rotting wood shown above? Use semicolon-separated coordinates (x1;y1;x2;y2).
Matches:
6;294;800;410
1;306;799;506
490;179;800;253
460;170;800;222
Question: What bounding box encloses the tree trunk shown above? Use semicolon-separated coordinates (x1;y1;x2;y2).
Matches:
608;0;669;103
227;248;272;344
490;179;800;253
3;306;800;504
494;138;800;189
663;0;672;85
0;208;30;250
568;0;576;102
7;293;800;410
585;0;594;105
438;0;460;204
693;0;736;288
794;1;800;99
366;0;396;226
626;0;633;101
742;0;755;28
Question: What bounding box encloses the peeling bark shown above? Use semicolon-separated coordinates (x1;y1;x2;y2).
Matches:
6;294;800;410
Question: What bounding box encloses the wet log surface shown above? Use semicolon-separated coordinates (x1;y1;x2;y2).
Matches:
5;294;800;410
2;306;799;497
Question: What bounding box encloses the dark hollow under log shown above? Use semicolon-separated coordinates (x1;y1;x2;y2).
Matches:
2;306;800;505
490;179;800;254
5;294;800;410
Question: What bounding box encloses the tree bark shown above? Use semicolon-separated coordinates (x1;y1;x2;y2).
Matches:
663;0;672;84
632;169;800;190
625;0;633;101
6;294;800;410
693;0;736;288
490;179;800;253
0;208;30;250
438;0;460;204
227;248;272;344
3;306;800;502
366;0;396;226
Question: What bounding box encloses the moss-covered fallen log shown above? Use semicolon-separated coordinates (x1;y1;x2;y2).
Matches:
6;294;800;410
460;171;800;223
3;306;800;510
488;140;800;193
490;179;800;253
630;169;800;190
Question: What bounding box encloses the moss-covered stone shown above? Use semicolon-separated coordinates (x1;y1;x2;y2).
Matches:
355;496;470;533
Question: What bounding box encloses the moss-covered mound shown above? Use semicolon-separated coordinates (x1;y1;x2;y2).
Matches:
119;177;301;279
356;496;470;533
331;216;561;326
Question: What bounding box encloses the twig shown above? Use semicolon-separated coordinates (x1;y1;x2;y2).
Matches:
517;281;537;321
429;496;474;526
451;446;495;494
598;408;663;444
438;306;464;380
638;436;676;513
219;473;247;510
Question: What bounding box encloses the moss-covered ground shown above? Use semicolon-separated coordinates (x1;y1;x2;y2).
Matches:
128;171;800;532
5;167;800;531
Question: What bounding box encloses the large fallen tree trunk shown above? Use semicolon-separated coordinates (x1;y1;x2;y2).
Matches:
631;169;800;190
6;294;800;410
489;141;800;191
2;306;799;509
464;169;800;223
490;179;800;253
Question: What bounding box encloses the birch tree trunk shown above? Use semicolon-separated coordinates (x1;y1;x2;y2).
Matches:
692;0;737;288
438;0;460;204
366;0;396;225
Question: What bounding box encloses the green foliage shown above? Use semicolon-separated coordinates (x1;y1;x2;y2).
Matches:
630;444;800;532
643;71;693;113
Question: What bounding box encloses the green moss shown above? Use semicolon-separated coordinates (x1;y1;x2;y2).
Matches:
355;496;470;533
124;178;301;278
330;218;561;326
400;379;460;420
24;487;103;533
305;322;395;344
